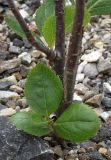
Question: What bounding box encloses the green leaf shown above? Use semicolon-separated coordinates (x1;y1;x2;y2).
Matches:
54;102;100;142
42;16;56;47
10;112;51;136
42;6;90;47
5;16;26;38
87;0;111;15
25;64;63;117
35;0;55;32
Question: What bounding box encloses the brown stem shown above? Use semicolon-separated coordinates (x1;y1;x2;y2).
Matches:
54;0;65;81
59;0;85;115
7;0;55;59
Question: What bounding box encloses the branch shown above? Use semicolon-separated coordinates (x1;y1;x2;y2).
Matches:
7;0;55;59
60;0;85;113
54;0;65;81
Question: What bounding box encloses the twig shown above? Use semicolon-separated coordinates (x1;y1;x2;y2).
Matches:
60;0;85;114
54;0;65;81
7;0;55;59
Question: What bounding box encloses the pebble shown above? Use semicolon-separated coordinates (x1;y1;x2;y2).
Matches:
9;45;21;55
0;59;21;74
103;82;111;94
0;91;19;101
0;81;12;90
101;97;111;109
75;83;89;95
10;85;23;93
81;51;101;62
53;145;63;157
83;63;98;78
1;75;17;84
73;93;82;101
76;73;84;82
83;91;95;102
19;9;29;18
100;112;110;121
85;94;102;107
98;148;108;155
97;58;111;75
16;98;27;108
0;108;16;116
77;61;87;73
13;38;24;47
18;52;31;65
103;33;111;44
0;51;9;60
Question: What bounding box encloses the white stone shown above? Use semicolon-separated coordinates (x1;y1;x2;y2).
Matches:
76;73;85;82
19;52;31;65
1;75;17;84
0;108;16;116
73;93;82;101
100;112;110;121
77;61;87;73
0;91;19;100
10;85;23;93
103;82;111;93
81;51;101;62
19;9;29;18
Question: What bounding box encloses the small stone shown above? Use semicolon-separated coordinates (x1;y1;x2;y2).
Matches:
0;59;21;74
95;41;104;50
53;145;63;157
77;61;87;73
101;97;111;109
88;151;106;160
19;52;31;65
99;148;108;155
103;34;111;44
0;108;16;116
0;81;12;90
100;112;110;121
76;73;84;82
13;38;24;47
73;93;82;101
20;107;32;112
19;9;29;18
6;100;16;109
16;98;27;108
9;45;21;54
1;75;17;84
0;51;9;60
31;50;45;58
83;63;98;78
75;83;89;95
81;51;101;62
15;106;21;112
86;94;102;107
97;58;111;75
10;85;23;93
0;91;19;101
83;91;95;102
103;82;111;94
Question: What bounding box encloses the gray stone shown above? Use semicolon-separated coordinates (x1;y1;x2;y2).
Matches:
0;81;12;90
97;58;111;75
101;97;111;109
83;63;98;78
0;103;6;110
0;51;9;60
0;116;54;160
75;83;89;95
19;52;31;65
9;45;21;55
88;151;107;160
0;59;21;74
